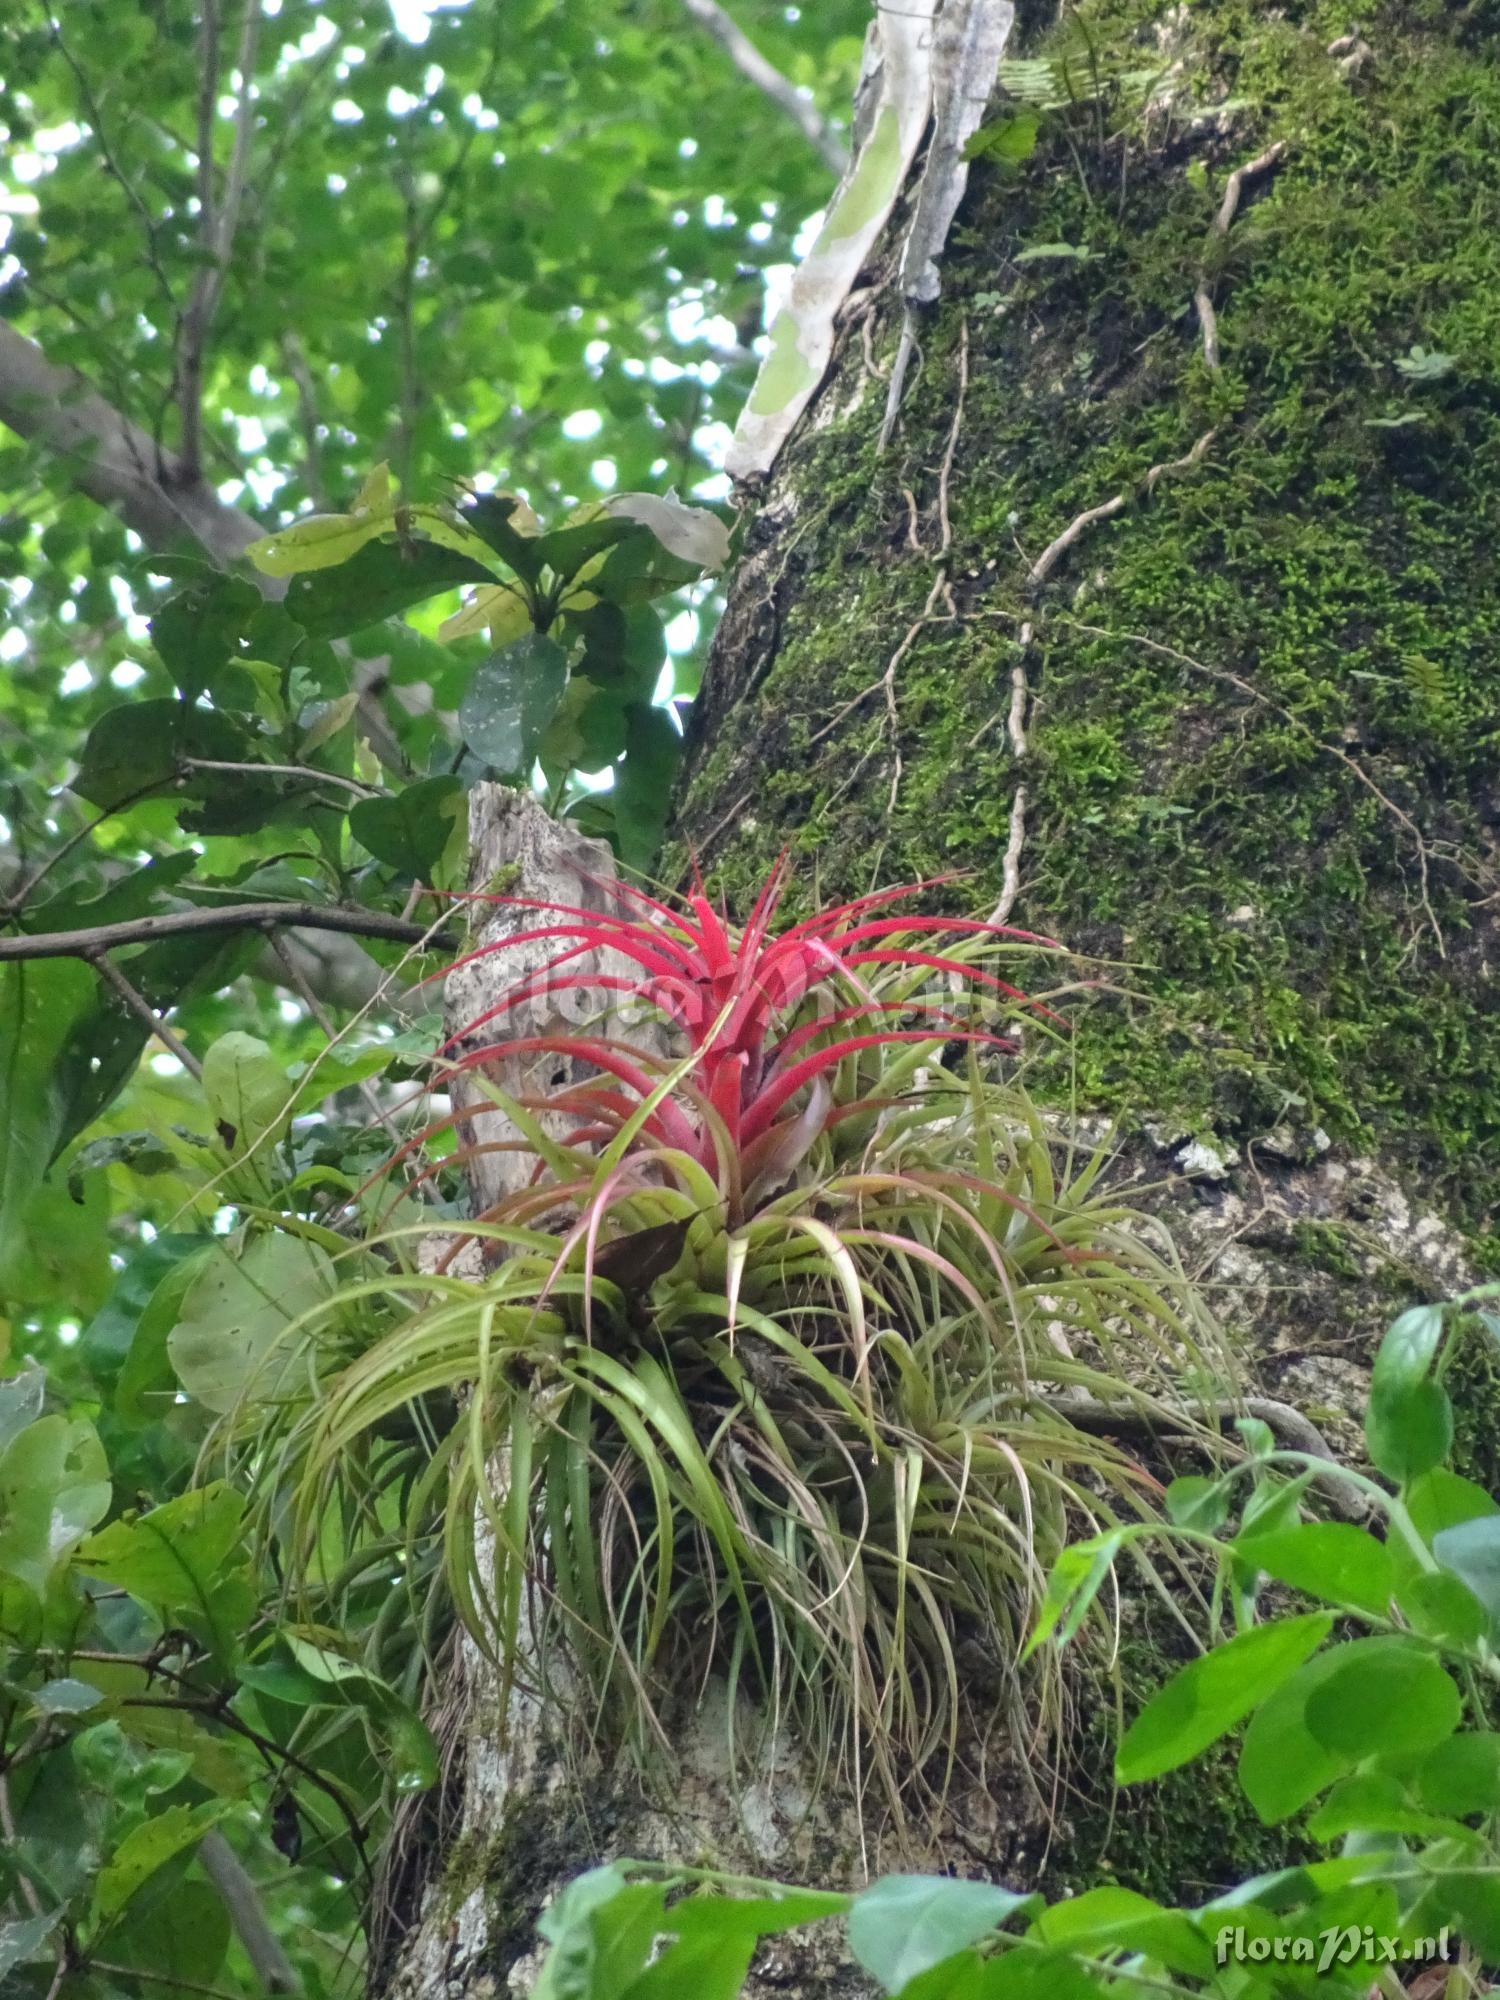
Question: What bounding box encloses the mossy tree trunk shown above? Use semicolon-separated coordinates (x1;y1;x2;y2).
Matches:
679;0;1500;1249
381;3;1500;1991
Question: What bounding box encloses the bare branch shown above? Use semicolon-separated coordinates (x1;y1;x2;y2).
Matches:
90;952;205;1079
179;0;262;482
198;1831;299;1997
0;903;457;964
280;331;330;507
676;0;847;174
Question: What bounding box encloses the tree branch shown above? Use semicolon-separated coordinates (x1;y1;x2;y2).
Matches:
89;951;206;1078
177;0;223;483
178;1;261;483
0;321;263;563
0;323;410;770
676;0;847;174
0;903;457;963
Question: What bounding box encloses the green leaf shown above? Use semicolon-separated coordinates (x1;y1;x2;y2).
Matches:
246;469;399;575
1238;1636;1414;1824
592;531;702;605
1033;1885;1214;1976
167;1234;336;1413
621;1930;755;1999
0;1361;44;1454
0;1910;61;1982
285;536;496;639
971;1947;1101;2000
72;700;181;809
1305;1769;1475;1841
1116;1611;1333;1784
149;572;260;704
93;1802;228;1922
964;109;1041;165
387;1706;441;1794
30;1677;104;1715
1404;1467;1500;1545
80;1233;203;1392
1366;1375;1452;1483
1396;1568;1488;1648
667;1888;852;1941
613;702;681;871
1432;1514;1500;1634
0;1411;111;1594
1164;1475;1230;1531
1416;1732;1500;1816
1374;1302;1447;1387
75;1483;250;1640
459;631;569;776
201;1031;292;1152
107;1876;231;1995
460;493;547;584
115;1248;208;1427
73;1660;255;1794
1024;1530;1124;1657
349;774;465;876
848;1875;1038;1993
532;514;638;585
534;1867;666;2000
1303;1640;1459;1758
0;959;97;1283
1232;1522;1395;1616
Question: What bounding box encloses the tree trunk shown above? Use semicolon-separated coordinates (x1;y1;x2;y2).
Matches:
380;0;1500;1990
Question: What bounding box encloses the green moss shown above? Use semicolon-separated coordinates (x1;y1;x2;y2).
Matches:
1052;1641;1309;1905
673;0;1500;1233
1290;1220;1364;1283
1446;1314;1500;1495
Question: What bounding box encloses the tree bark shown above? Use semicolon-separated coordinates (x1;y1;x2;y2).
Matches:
674;0;1494;1384
388;0;1500;1987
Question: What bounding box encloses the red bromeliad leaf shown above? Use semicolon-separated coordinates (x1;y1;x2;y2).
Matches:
409;863;1057;1221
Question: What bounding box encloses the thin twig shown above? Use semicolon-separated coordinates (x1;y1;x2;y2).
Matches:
878;311;919;451
675;0;847;173
0;1769;46;1918
807;569;953;750
176;0;224;482
989;784;1028;926
179;756;382;798
1194;286;1220;370
0;902;458;963
1026;492;1126;591
0;777;172;919
1194;141;1286;373
88;1961;244;2000
1212;140;1287;238
1063;618;1445;955
178;0;262;479
1145;427;1217;490
937;316;969;557
901;487;922;554
198;1830;299;1995
281;332;329;507
1007;621;1033;761
89;953;206;1078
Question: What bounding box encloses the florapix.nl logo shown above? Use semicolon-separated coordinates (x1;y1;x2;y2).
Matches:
1214;1924;1452;1973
